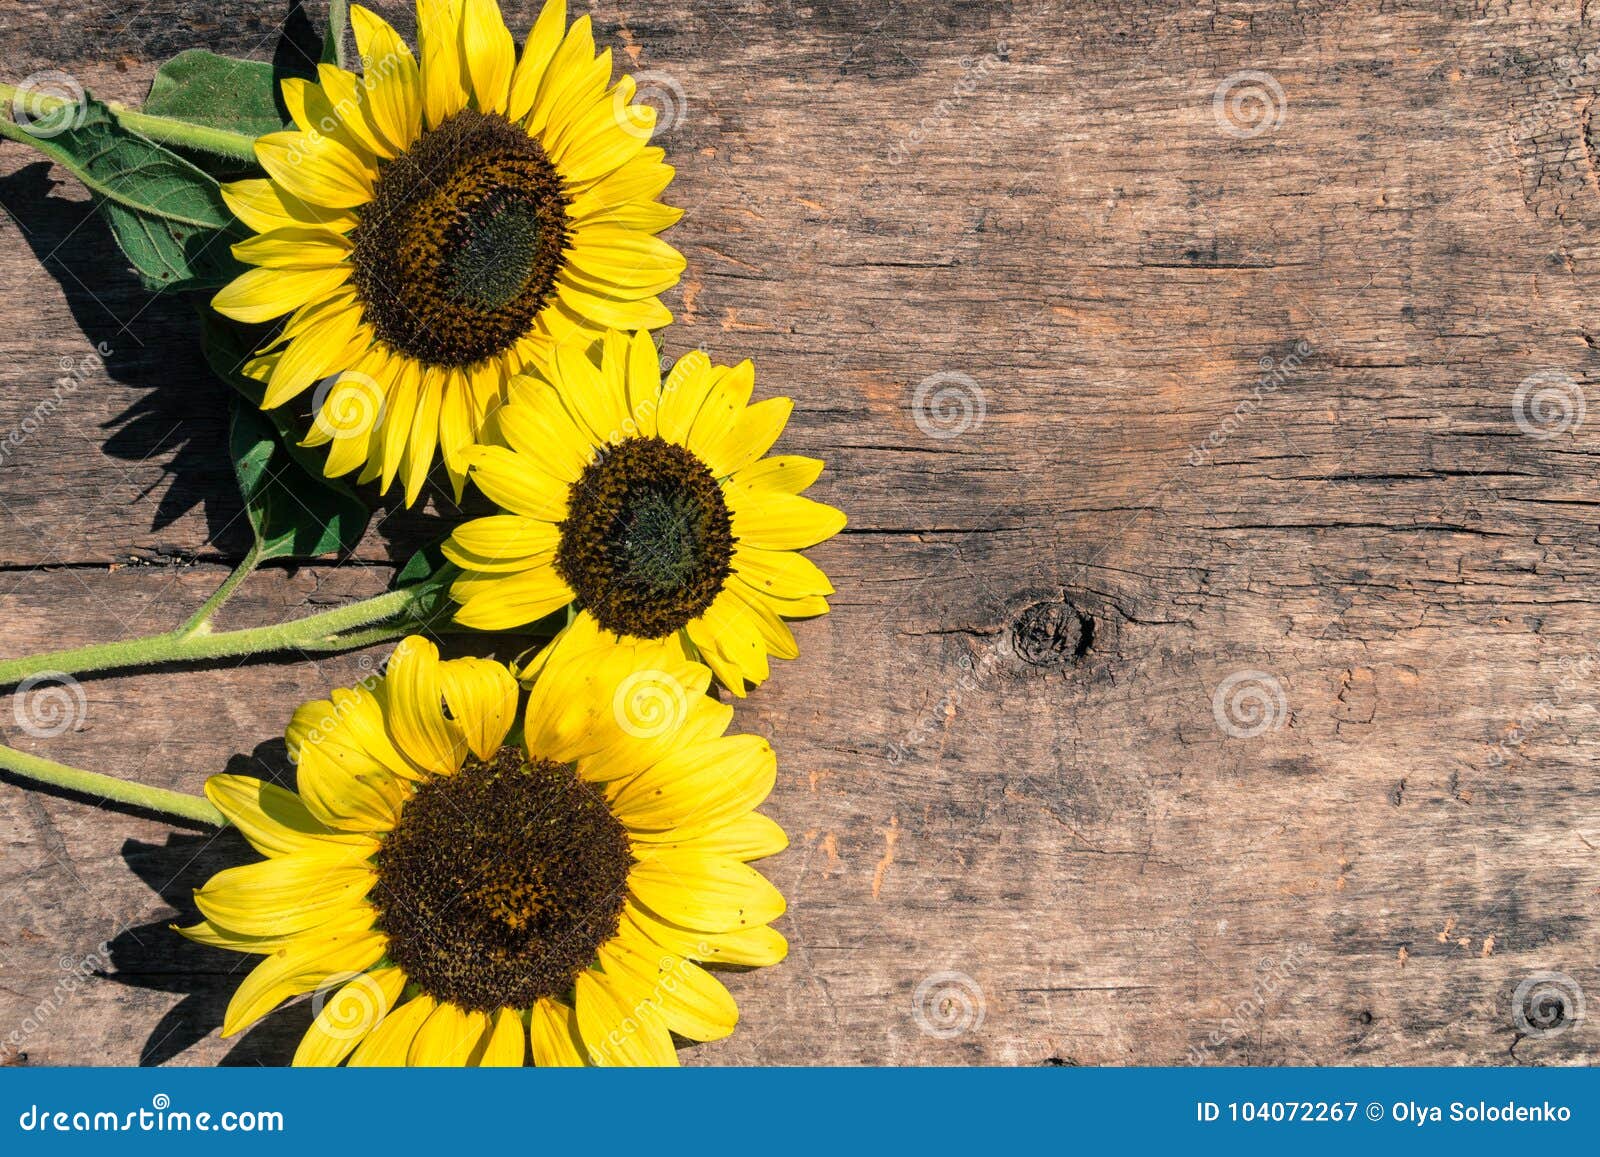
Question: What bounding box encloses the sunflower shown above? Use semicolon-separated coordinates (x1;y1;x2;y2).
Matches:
180;633;788;1066
442;329;845;696
212;0;685;506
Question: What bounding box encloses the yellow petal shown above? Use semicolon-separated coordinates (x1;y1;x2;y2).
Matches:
438;655;520;760
628;851;786;933
655;350;713;444
348;994;435;1065
726;582;802;661
507;0;567;122
565;228;685;292
418;0;468;129
654;812;790;862
732;543;835;599
727;488;847;551
704;396;792;477
684;361;752;469
564;149;674;219
294;739;407;832
383;635;465;775
222;925;386;1037
457;446;571;520
728;454;825;495
263;296;364;409
600;935;738;1043
623;900;789;967
574;968;677;1066
442;513;560;573
254;131;374;209
610;734;775;837
684;589;768;695
450;567;574;631
472;1008;527;1066
410;1001;488;1065
203;774;370;857
212;265;350;325
554;279;672;333
293;965;407;1066
529;996;586;1066
222;178;356;234
526;15;600;136
378;356;423;494
194;849;375;938
316;63;395;158
496;384;596;482
461;0;514;113
399;365;444;507
351;4;423;151
553;341;628;445
622;328;663;436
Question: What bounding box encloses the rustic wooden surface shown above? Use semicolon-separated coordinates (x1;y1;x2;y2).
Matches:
1;0;1599;1066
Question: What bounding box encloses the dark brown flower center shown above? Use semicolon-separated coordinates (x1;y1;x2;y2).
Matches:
556;436;735;638
349;109;570;368
371;748;631;1012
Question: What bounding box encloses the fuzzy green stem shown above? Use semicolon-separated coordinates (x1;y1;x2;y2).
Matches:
178;541;261;638
0;743;224;827
0;82;259;164
0;584;431;689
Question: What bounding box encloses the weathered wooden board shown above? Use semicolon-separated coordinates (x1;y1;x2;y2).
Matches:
1;0;1599;1066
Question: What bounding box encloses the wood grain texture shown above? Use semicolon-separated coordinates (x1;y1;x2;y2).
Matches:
2;0;1599;1066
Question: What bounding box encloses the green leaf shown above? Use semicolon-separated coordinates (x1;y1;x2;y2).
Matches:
143;50;292;140
229;396;370;561
0;96;246;291
323;0;351;68
199;308;368;508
